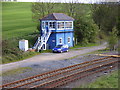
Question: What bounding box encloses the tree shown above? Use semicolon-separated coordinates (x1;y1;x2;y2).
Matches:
74;18;99;44
117;5;120;37
92;4;118;36
64;0;78;17
32;2;46;21
32;1;55;32
32;1;55;21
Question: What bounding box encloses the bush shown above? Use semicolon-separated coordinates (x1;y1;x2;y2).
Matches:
108;27;118;51
2;39;39;64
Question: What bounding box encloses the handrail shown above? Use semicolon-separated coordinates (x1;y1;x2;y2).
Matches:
33;30;51;51
33;37;40;49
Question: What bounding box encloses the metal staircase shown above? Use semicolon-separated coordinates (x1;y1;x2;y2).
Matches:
33;30;51;52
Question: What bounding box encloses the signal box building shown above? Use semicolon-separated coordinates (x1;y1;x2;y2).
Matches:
33;13;75;51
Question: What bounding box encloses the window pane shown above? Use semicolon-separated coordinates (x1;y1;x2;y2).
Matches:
45;22;48;27
42;22;45;29
68;37;70;43
49;22;52;28
58;22;64;29
59;38;62;43
53;22;56;28
65;22;72;28
49;22;56;28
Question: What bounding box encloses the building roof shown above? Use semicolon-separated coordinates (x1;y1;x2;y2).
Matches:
41;13;74;21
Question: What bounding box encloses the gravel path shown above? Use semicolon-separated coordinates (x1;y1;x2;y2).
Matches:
1;43;107;72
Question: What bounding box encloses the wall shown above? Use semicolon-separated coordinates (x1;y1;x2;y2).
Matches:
47;33;56;49
40;20;74;49
64;32;73;47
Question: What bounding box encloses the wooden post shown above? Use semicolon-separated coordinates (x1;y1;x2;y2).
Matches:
76;38;77;45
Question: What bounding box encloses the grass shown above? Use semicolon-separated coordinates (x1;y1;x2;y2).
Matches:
2;2;40;64
78;70;119;88
85;48;110;55
66;48;110;60
2;51;40;64
1;67;32;76
67;55;80;60
70;43;99;50
2;2;38;40
40;49;52;53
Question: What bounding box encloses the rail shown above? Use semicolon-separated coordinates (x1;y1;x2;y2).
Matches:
1;56;119;88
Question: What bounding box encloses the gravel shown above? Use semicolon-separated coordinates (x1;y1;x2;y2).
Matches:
2;51;118;87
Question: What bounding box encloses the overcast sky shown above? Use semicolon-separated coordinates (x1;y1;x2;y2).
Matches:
17;0;120;3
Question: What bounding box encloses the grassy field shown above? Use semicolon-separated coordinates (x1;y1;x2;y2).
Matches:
2;2;40;64
2;2;38;39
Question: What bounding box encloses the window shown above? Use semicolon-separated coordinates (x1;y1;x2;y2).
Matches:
42;22;45;29
55;45;62;48
68;37;70;43
49;22;56;29
57;22;64;29
65;22;72;28
59;38;62;44
45;22;48;26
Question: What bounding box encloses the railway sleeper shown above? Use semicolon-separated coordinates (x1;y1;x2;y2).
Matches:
45;66;116;88
1;57;117;88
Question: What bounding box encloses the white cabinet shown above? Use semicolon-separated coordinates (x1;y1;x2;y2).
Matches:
19;40;28;51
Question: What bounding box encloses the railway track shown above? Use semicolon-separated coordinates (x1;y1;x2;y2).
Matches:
1;56;119;89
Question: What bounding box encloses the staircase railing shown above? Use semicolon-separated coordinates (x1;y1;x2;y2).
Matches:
33;37;40;49
33;30;51;51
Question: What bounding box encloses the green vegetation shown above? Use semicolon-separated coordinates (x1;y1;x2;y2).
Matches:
92;4;118;35
85;48;110;55
70;43;99;50
67;55;80;60
2;50;39;64
92;4;119;51
2;2;119;64
79;70;118;88
2;2;40;64
2;2;38;39
108;27;118;51
2;67;32;76
66;48;110;60
40;49;52;53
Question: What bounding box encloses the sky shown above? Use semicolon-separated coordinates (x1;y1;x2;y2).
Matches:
17;0;120;3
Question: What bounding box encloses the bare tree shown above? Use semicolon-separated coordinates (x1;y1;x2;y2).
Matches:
32;0;55;21
32;2;46;21
64;0;78;17
45;0;55;14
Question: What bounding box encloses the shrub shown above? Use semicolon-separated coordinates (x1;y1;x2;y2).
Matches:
2;39;39;64
108;27;118;51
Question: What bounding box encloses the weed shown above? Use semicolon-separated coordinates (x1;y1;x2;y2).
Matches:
78;70;118;88
2;67;32;76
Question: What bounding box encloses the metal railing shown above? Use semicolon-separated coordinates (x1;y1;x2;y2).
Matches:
33;30;51;51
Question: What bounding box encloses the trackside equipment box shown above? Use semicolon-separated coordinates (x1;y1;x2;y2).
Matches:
19;40;28;51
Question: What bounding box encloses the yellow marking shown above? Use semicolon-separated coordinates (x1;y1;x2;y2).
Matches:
95;54;120;58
